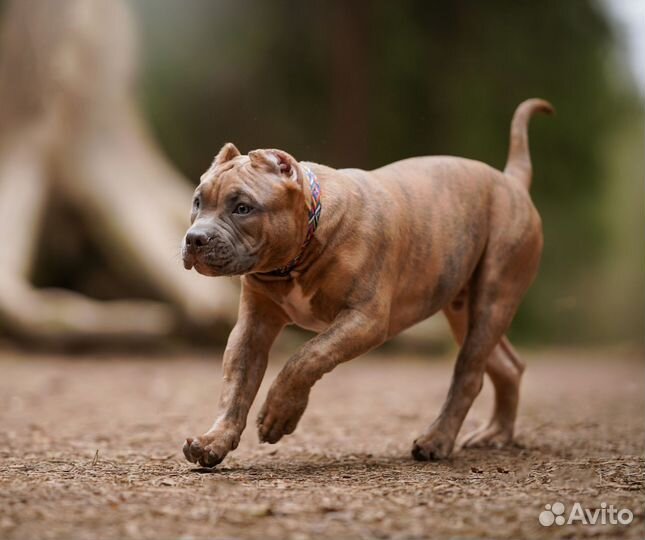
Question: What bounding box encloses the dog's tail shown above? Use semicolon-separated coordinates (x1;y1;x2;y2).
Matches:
504;98;554;190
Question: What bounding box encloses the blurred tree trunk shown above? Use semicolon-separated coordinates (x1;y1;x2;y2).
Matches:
0;0;238;344
330;0;370;167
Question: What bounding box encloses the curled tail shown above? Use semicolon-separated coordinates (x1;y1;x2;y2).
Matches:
504;98;554;189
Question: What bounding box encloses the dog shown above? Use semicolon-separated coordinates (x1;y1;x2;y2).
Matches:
181;98;553;467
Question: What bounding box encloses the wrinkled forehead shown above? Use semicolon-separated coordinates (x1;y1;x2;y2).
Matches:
196;156;281;203
199;154;247;184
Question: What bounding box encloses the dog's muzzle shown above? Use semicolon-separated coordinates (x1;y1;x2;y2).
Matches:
182;226;254;276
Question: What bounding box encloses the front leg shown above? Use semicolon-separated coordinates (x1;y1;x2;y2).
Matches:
258;308;387;444
183;291;285;467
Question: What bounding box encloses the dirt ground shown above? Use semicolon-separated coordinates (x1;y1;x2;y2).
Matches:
0;346;643;540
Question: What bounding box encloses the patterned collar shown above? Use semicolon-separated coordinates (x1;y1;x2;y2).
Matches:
270;166;322;276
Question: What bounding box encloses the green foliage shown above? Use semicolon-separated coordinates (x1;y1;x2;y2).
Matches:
134;0;643;343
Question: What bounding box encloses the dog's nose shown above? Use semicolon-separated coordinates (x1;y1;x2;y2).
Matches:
185;228;210;248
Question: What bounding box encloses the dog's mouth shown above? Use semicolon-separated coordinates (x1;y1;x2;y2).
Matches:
182;246;255;277
182;250;196;271
193;260;225;277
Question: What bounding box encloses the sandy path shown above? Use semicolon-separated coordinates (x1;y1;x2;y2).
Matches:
0;348;643;539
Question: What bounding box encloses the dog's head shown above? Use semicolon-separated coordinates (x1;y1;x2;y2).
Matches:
182;143;311;276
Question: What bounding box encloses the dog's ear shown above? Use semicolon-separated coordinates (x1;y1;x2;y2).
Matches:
248;149;301;186
214;142;241;165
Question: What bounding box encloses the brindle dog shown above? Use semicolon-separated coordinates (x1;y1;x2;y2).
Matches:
181;98;553;467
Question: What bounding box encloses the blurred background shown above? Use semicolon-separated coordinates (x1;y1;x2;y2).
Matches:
0;0;642;350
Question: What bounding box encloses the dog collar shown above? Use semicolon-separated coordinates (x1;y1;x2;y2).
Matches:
271;166;322;276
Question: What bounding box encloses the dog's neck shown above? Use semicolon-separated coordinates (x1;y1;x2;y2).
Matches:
264;164;323;277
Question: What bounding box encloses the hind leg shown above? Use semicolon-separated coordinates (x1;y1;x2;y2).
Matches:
443;296;525;447
461;337;525;447
412;231;540;460
444;291;525;446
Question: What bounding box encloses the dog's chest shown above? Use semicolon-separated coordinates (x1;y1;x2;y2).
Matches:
279;284;327;333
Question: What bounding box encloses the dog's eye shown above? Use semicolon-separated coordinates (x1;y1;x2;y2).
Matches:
192;197;200;211
233;203;252;215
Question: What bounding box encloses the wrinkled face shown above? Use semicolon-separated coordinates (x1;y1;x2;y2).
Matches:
182;144;309;276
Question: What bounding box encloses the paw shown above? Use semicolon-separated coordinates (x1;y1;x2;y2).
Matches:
411;430;455;461
182;428;240;468
257;386;309;444
460;422;513;449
